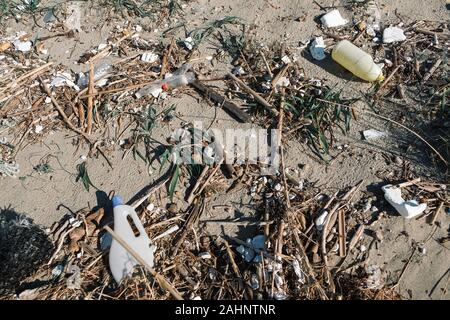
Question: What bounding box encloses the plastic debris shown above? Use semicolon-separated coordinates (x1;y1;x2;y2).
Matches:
281;55;292;64
34;124;44;134
151;225;179;241
77;63;113;88
141;52;159;63
51;264;64;278
64;4;82;32
366;0;382;31
309;36;326;60
320;9;348;28
383;27;406;44
275;76;290;88
17;288;39;300
51;72;80;91
236;235;266;263
232;66;245;76
100;232;112;251
182;36;194;50
13;39;32;52
332;40;384;82
198;252;212;259
135;63;195;98
363;129;386;140
0;160;19;177
292;259;306;284
109;195;156;284
382;184;427;218
66;264;82;290
250;274;259;290
365;265;384;289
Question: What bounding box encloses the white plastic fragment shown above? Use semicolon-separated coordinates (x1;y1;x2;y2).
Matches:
292;259;306;284
281;55;292;64
50;72;80;91
365;265;383;289
275;76;290;88
17;289;39;300
151;225;179;241
141;51;159;63
34;124;43;134
383;27;406;44
198;252;212;259
13;40;32;52
382;184;427;218
363;129;386;140
309;36;326;60
320;9;348;28
182;36;194;50
232;66;245;76
66;264;81;290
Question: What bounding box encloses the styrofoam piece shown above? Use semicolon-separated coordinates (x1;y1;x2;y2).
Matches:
109;196;156;284
363;129;386;140
13;40;32;52
382;184;427;218
320;9;348;28
383;27;406;43
309;36;326;60
141;51;159;63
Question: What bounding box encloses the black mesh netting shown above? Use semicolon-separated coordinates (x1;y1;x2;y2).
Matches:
0;207;54;295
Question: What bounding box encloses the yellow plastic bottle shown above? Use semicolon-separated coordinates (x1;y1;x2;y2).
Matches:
332;40;384;82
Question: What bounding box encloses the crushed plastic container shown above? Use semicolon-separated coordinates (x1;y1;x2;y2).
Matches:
332;40;384;82
77;63;113;88
135;63;196;98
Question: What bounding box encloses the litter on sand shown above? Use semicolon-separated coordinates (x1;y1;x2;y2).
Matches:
320;9;348;28
382;185;427;218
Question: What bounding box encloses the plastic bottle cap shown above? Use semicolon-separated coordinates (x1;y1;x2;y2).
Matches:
112;195;123;208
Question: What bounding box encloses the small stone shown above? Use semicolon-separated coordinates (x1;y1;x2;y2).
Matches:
167;203;178;214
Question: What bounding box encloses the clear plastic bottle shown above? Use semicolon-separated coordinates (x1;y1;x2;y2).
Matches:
135;63;196;98
332;40;384;82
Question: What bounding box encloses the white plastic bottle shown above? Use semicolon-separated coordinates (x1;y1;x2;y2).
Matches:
332;40;384;82
109;195;155;284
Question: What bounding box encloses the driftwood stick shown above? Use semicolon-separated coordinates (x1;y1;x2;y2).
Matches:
39;78;91;141
186;165;209;205
337;210;346;257
86;61;95;134
422;58;442;83
190;80;252;123
431;201;445;225
104;225;183;300
227;73;278;116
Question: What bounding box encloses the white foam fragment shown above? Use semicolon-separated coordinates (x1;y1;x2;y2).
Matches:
141;51;159;63
309;36;326;60
363;129;386;140
320;9;348;28
13;40;32;52
383;27;406;43
382;184;427;218
275;76;290;87
183;36;194;50
281;55;292;64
